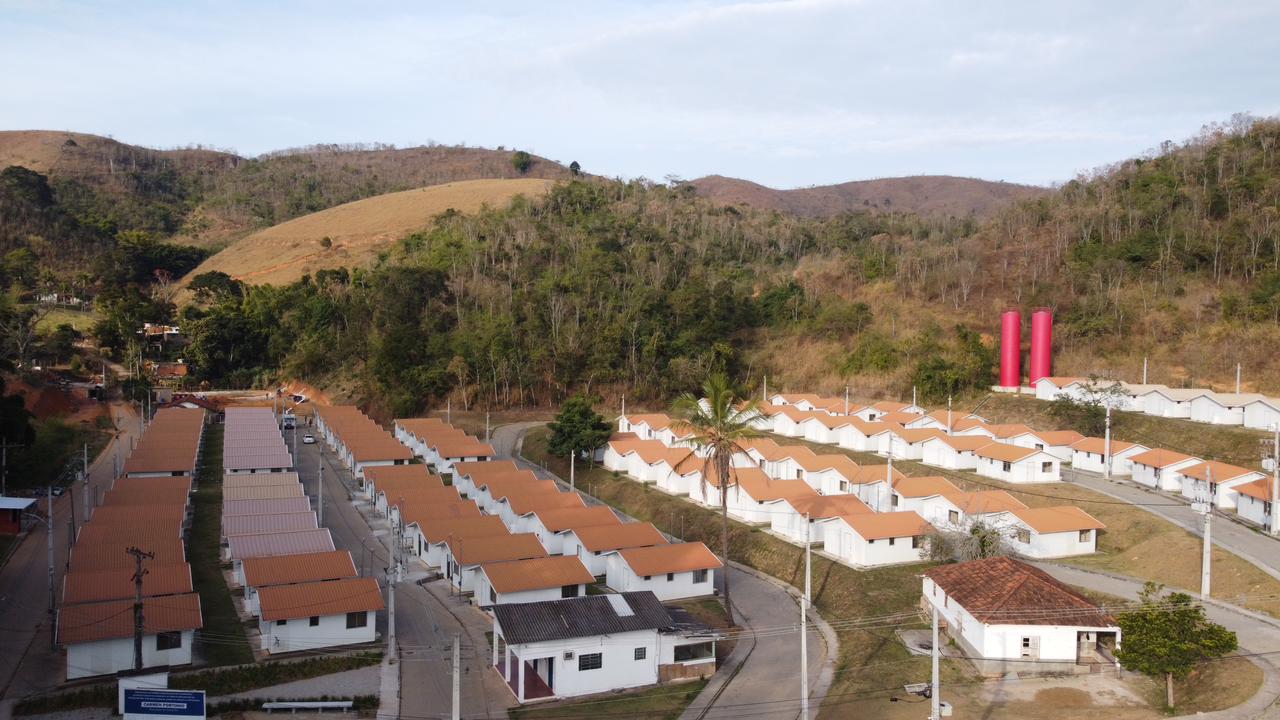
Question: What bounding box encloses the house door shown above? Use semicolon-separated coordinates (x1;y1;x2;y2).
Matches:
546;657;554;690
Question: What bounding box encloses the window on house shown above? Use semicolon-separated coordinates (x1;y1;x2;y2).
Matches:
1041;462;1053;472
795;469;802;480
634;647;647;660
1078;529;1092;542
156;631;182;651
490;588;498;603
579;653;603;671
1016;528;1030;544
889;537;896;546
840;481;849;492
309;616;320;627
693;569;708;583
562;585;579;598
891;494;899;507
948;510;959;524
276;619;287;626
1002;461;1012;472
346;611;368;629
667;572;675;582
912;535;923;549
1035;443;1044;451
1154;468;1162;479
643;575;651;581
868;538;875;544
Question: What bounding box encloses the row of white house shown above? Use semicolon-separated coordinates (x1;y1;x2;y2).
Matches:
1033;376;1280;430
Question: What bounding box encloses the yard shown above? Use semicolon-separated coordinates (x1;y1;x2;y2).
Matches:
507;679;708;720
29;305;99;334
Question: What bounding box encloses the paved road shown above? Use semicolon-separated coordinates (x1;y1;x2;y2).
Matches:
295;429;513;720
495;422;836;720
0;402;140;714
1036;562;1280;719
1066;468;1280;581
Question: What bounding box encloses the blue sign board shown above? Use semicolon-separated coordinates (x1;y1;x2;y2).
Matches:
123;689;206;720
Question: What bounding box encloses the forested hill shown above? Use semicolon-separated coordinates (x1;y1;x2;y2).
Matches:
689;174;1046;219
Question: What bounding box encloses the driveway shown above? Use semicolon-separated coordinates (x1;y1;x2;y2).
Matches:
1065;468;1280;581
0;401;140;716
496;422;837;720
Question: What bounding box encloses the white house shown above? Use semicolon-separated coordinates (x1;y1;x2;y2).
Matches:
1141;388;1209;419
1000;506;1105;558
1114;383;1168;412
838;463;908;511
795;454;863;496
824;512;933;568
923;556;1120;676
929;490;1028;531
416;516;510;568
1175;461;1266;510
257;578;384;653
453;460;521;497
474;556;596;607
490;592;718;702
446;534;549;594
905;411;989;432
889;475;964;518
919;434;992;471
519;506;621;555
606;543;721;600
59;594;202;679
854;400;926;422
240;550;358;617
1007;430;1084;463
974;444;1061;484
1129;449;1203;492
1234;479;1277;530
833;419;896;453
1033;376;1086;401
1068;438;1149;477
1243;397;1280;431
1189;393;1263;426
886;428;945;460
563;522;670;576
769;406;815;438
769;494;872;545
690;468;817;524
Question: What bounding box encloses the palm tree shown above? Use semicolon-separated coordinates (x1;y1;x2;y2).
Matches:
671;374;763;624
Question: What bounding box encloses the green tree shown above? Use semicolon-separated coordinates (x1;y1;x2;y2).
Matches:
671;374;762;623
188;271;244;305
546;394;611;491
511;151;533;174
569;160;581;176
1117;583;1238;709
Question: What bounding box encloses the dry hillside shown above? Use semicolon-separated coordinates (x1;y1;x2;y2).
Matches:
690;173;1047;218
178;178;555;290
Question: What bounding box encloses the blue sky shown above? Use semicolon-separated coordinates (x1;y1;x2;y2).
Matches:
2;0;1277;188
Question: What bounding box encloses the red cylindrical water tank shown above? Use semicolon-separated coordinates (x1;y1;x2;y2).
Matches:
999;310;1021;388
1029;308;1053;384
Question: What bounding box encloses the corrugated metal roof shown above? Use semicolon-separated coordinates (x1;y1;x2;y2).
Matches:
493;592;673;645
258;577;384;621
223;472;300;488
242;550;358;588
222;512;318;536
222;497;312;517
59;593;202;644
63;563;193;604
223;449;295;471
224;484;305;501
226;529;335;560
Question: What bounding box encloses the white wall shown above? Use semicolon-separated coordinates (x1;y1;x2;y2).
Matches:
475;573;584;607
1130;460;1195;491
259;610;376;653
975;454;1060;484
1244;402;1280;431
1070;447;1144;476
66;631;195;679
921;442;977;471
1189;397;1245;425
503;629;659;699
1009;526;1098;558
1237;493;1274;530
828;522;925;567
605;560;715;600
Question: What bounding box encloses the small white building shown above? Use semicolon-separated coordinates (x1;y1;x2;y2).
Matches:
919;434;991;471
59;594;202;679
1243;398;1280;431
1033;376;1086;401
1129;449;1203;492
854;400;926;422
520;506;621;555
474;556;595;607
1000;506;1104;558
562;522;670;576
490;592;718;702
1234;479;1277;530
889;475;964;519
923;556;1120;676
416;515;510;568
1114;383;1168;412
1175;461;1266;510
257;578;384;653
1141;388;1209;419
769;494;872;545
446;534;549;594
605;543;721;600
1188;393;1262;426
1068;437;1149;477
974;443;1061;484
796;454;863;496
1007;430;1084;463
824;512;933;568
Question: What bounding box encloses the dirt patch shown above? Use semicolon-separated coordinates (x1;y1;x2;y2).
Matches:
1032;687;1095;707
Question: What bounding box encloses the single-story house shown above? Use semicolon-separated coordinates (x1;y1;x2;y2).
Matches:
240;550;358;616
1188;393;1263;426
832;418;896;453
904;410;988;432
923;557;1120;676
562;522;670;576
1243;397;1280;431
795;454;862;496
931;490;1028;530
919;434;992;471
1007;430;1084;462
417;516;510;568
1129;449;1203;492
889;475;964;518
452;460;521;497
886;428;946;461
999;506;1105;558
226;529;336;584
1114;383;1168;413
1033;376;1086;402
769;494;872;546
398;501;483;558
1234;478;1278;530
0;496;36;534
975;443;1061;484
490;592;718;702
1140;388;1210;419
769;405;818;438
1068;438;1149;476
824;511;933;568
605;543;721;600
1175;460;1266;510
258;578;384;653
495;490;587;529
59;593;203;679
475;556;596;607
689;467;817;524
446;533;549;594
519;506;621;555
854;400;926;422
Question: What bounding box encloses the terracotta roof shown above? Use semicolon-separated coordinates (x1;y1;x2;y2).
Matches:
363;465;440;485
258;577;384;622
88;504;187;527
924;434;993;452
871;401;914;413
63;563;193;604
984;423;1036;439
529;506;621;533
401;501;482;526
890;427;945;444
502;490;586;516
59;593;202;644
622;413;676;431
840;511;933;540
877;411;921;426
481;556;595;594
433;435;495;459
454;460;520;478
847;464;908;485
449;533;548;565
242;550;359;587
69;537;186;572
1019;430;1085;446
732;472;818;503
794;454;860;477
1236;478;1276;502
925;556;1115;627
1178;461;1261;484
1129;448;1201;468
380;485;460;507
892;475;962;498
944;490;1027;515
423;516;510;544
476;473;552;498
1011;506;1106;533
1070;437;1141;455
569;523;669;553
789;494;872;519
618;542;722;576
975;442;1041;463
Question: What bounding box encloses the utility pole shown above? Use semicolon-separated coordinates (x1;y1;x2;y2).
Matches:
451;633;462;720
45;490;55;650
800;512;811;720
1103;403;1113;480
621;394;626;418
946;396;953;436
126;546;154;671
569;451;576;492
883;456;893;511
930;604;941;720
446;398;452;425
844;385;849;416
1142;356;1148;385
912;386;917;409
1271;424;1279;537
1200;466;1213;600
1237;363;1242;394
762;375;767;403
485;411;490;444
386;531;397;658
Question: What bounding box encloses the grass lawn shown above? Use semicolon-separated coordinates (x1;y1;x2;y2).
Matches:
507;679;709;720
190;423;255;666
28;305;99;333
524;429;978;720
